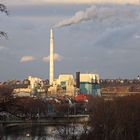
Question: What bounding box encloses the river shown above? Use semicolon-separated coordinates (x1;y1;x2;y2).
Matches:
0;123;89;140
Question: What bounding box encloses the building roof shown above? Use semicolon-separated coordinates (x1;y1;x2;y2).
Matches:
80;73;99;83
58;74;74;82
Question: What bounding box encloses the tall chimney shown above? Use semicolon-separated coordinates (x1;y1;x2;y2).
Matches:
76;72;80;89
49;28;54;85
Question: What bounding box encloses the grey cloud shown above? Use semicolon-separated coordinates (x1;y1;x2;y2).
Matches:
0;45;7;50
134;34;140;39
1;4;87;32
9;4;88;17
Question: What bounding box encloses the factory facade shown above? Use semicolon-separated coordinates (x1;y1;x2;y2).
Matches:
48;73;101;96
13;76;47;97
80;74;100;96
13;73;101;97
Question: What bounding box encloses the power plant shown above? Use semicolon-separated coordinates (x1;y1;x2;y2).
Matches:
48;28;101;96
8;28;101;98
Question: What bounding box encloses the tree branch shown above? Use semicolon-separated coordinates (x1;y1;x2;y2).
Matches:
0;31;8;39
0;4;9;39
0;4;8;15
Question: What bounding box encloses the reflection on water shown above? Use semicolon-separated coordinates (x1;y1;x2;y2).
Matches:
0;124;88;140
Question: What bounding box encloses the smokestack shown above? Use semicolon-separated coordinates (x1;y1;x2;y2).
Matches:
76;72;80;89
49;28;54;85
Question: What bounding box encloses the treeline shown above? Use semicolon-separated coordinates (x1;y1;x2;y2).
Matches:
0;85;13;96
0;96;48;120
80;95;140;140
0;86;13;103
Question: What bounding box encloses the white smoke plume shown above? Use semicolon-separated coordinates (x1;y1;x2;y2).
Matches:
54;4;138;28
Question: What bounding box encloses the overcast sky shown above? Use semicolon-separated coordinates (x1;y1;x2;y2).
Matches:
0;0;140;81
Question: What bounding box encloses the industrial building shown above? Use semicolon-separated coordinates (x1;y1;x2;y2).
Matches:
48;73;100;96
48;74;75;96
57;74;75;96
80;73;101;96
13;76;46;97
